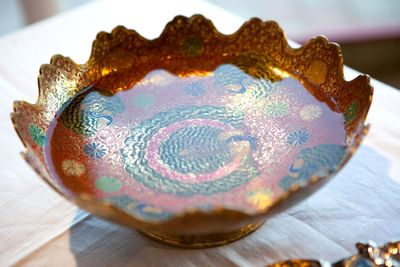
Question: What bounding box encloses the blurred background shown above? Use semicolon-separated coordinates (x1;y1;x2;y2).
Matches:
1;0;399;88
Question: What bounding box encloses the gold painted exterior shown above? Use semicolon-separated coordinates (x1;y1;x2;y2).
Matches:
11;15;373;247
140;220;266;248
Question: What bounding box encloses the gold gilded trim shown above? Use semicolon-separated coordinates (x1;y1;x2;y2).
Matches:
139;220;266;248
11;14;373;245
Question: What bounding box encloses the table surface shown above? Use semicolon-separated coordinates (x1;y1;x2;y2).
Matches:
1;0;399;266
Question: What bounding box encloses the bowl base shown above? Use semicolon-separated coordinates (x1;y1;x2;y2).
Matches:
139;220;266;248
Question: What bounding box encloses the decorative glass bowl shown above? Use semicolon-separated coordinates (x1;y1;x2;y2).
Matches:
11;15;373;248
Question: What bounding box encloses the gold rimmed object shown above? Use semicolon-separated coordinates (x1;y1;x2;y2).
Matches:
11;15;373;247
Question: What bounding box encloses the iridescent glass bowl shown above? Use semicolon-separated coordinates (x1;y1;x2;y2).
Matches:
11;15;373;248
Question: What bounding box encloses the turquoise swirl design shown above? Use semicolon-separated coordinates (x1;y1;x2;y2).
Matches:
279;144;345;191
60;87;125;137
106;195;173;221
121;105;259;196
214;52;283;98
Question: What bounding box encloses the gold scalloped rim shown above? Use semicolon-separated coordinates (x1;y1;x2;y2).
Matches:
11;14;373;235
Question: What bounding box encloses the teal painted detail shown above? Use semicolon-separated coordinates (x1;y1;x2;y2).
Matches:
133;93;155;108
95;176;122;193
266;101;289;118
286;130;310;147
106;195;173;221
214;52;283;97
121;105;259;196
279;144;345;191
28;124;48;147
345;100;359;123
183;81;206;96
180;37;203;57
83;142;107;158
160;126;242;175
60;87;125;137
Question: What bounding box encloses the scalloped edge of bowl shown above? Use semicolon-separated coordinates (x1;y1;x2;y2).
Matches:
11;14;373;235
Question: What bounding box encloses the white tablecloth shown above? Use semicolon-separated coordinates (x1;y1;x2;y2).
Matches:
1;0;399;266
